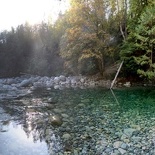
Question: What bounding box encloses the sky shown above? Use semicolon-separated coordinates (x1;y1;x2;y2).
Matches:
0;0;70;31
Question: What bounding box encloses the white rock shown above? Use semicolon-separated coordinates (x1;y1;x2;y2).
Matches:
124;82;131;87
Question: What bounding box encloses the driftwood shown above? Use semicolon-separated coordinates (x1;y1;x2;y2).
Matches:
110;61;124;89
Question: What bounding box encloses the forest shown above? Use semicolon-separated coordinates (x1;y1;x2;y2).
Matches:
0;0;155;81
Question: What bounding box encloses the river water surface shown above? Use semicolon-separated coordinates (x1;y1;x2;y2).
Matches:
0;87;155;155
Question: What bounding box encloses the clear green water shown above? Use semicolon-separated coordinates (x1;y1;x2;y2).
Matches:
0;87;155;154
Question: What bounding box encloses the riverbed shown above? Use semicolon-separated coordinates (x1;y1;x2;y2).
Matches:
0;87;155;155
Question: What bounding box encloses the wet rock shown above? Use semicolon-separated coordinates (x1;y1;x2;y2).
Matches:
105;147;113;154
49;115;63;126
123;128;136;138
131;136;141;143
53;108;63;113
121;143;128;149
118;148;127;154
113;141;123;148
111;149;120;155
62;133;71;140
61;113;69;118
64;141;72;152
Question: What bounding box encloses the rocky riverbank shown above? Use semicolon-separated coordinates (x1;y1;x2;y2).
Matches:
0;75;111;100
0;74;154;101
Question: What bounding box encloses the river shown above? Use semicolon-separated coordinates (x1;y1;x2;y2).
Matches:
0;87;155;154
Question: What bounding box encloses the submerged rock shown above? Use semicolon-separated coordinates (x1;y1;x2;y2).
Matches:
62;133;71;140
113;141;123;148
49;115;63;126
123;128;136;138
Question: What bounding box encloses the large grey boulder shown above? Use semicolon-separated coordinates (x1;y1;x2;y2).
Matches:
54;77;60;84
19;79;32;87
59;75;66;82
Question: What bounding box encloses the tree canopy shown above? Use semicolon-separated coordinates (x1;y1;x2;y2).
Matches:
0;0;155;81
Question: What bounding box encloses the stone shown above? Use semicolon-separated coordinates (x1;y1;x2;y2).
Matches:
53;108;63;113
62;133;71;140
49;115;63;126
131;136;141;143
61;113;69;118
59;75;66;82
33;82;45;88
113;141;123;148
6;78;16;85
124;81;131;87
19;79;32;87
105;147;112;153
130;125;141;130
123;128;136;138
54;77;60;84
26;108;36;113
71;79;76;85
80;78;85;83
118;148;126;154
121;143;128;149
111;149;121;155
54;85;60;89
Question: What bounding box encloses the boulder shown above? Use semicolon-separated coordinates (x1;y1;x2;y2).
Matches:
49;115;63;126
54;77;60;84
59;75;66;82
19;79;32;87
33;82;45;88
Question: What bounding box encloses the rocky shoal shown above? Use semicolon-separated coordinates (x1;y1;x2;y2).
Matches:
0;75;111;100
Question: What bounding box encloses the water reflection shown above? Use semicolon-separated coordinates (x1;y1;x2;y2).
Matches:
110;88;120;105
0;97;63;155
0;121;49;155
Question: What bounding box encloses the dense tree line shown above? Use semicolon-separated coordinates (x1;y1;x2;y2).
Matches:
0;23;64;77
0;0;155;80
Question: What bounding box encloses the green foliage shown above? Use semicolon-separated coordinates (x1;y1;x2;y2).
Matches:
121;2;155;79
1;0;155;79
60;0;121;75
